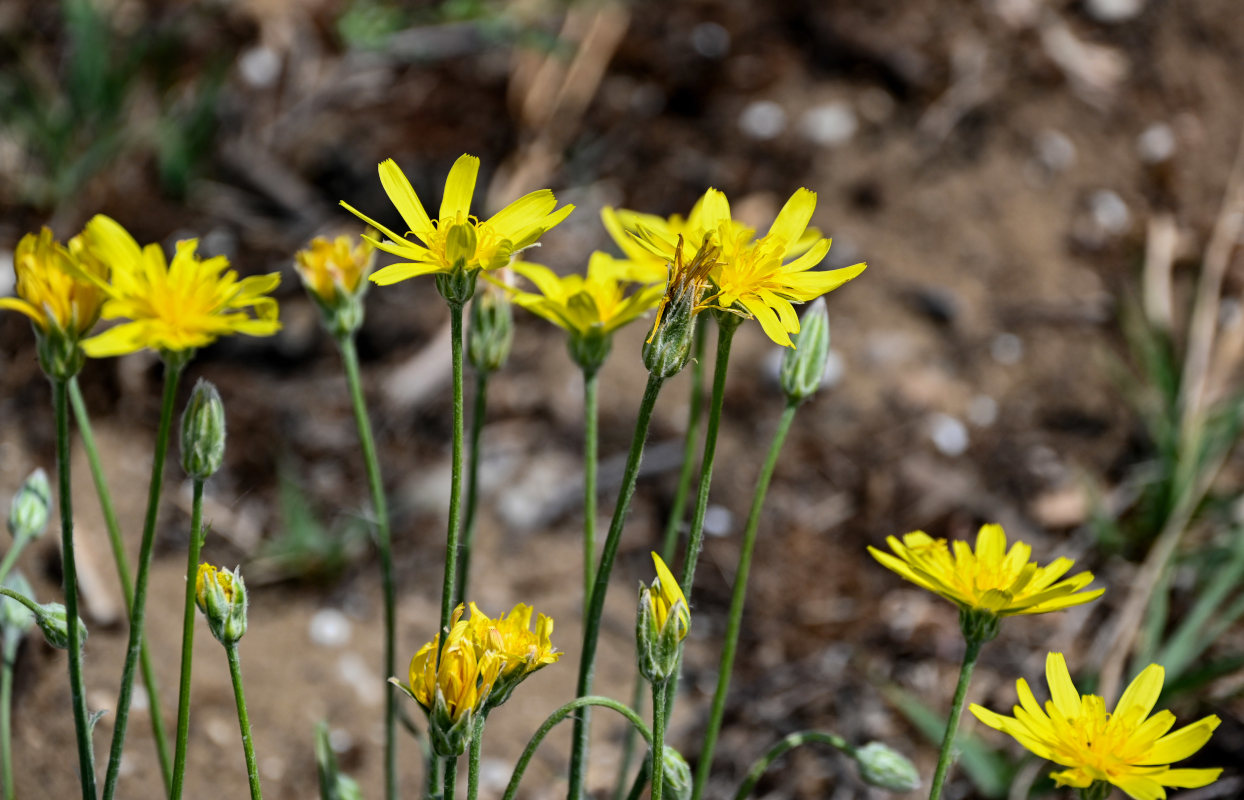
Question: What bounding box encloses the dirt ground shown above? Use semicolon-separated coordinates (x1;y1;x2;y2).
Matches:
1;0;1243;798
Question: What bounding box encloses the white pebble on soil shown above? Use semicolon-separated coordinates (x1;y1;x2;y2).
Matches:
1090;189;1131;235
990;333;1024;365
929;413;969;457
800;101;858;147
1086;0;1145;23
309;607;352;648
739;100;787;140
238;45;282;89
1137;122;1176;164
703;504;734;537
691;23;730;59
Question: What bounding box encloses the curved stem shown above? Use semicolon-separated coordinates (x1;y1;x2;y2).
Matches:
2;635;17;800
455;369;489;609
692;402;798;800
650;682;668;800
337;335;398;800
53;378;97;799
582;370;599;608
169;480;205;800
567;374;666;800
927;636;984;800
467;713;486;800
70;379;172;792
225;644;263;800
732;731;852;800
102;359;184;800
440;303;467;638
507;697;651;800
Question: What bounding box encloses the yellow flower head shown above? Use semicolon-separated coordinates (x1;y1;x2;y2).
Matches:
868;524;1104;616
0;228;107;337
971;653;1222;800
601;191;725;285
648;552;689;640
708;188;866;347
194;563;248;644
508;252;663;337
294;233;375;301
194;563;236;608
405;609;503;723
466;601;561;679
341;155;574;286
80;215;281;357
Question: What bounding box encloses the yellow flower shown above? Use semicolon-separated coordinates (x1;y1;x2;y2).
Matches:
405;610;502;723
971;653;1222;800
80;215;281;357
601;192;725;285
648;552;689;640
341;155;574;286
709;188;865;347
0;228;106;337
294;234;375;301
466;601;561;679
508;252;663;337
868;524;1104;616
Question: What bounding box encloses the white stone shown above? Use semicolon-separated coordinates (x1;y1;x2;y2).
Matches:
968;394;998;428
309;607;352;647
1090;189;1131;234
990;333;1024;365
703;504;734;537
739;101;787;140
691;23;730;59
239;45;282;89
929;413;969;457
800;102;858;147
1137;122;1176;164
1035;129;1076;172
1086;0;1145;23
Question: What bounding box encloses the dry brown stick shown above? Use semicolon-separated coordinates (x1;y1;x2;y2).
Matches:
1141;213;1177;332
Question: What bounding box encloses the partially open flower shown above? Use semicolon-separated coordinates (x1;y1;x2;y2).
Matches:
195;563;248;645
294;234;375;337
637;552;690;684
464;601;560;708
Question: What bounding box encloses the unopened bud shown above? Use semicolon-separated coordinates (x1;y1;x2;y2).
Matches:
649;745;692;800
467;287;514;373
780;298;830;404
33;601;88;650
853;741;921;792
636;553;689;685
180;380;226;479
8;468;51;541
196;563;248;644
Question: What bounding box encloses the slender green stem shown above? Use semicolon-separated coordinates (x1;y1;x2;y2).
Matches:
443;757;457;800
53;378;97;799
623;760;649;800
660;316;707;561
507;697;651;800
337;334;398;800
440;303;467;638
102;359;185;800
455;369;489;609
70;378;172;792
0;545;24;587
650;682;669;800
692;402;798;800
2;635;16;800
225;644;263;800
732;731;852;800
567;374;666;800
610;671;646;800
927;636;984;800
582;370;599;608
467;713;486;800
169;480;205;800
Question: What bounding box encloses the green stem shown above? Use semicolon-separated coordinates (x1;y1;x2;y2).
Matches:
467;713;486;800
567;374;666;800
169;480;205;800
225;644;263;800
70;378;173;792
53;378;97;799
927;636;985;800
692;402;798;800
455;369;489;609
2;635;16;800
650;682;668;800
623;760;649;800
507;697;651;800
660;315;707;561
583;370;599;608
610;672;647;800
440;303;467;639
102;358;185;800
443;756;457;800
337;334;398;800
732;731;852;800
0;544;25;587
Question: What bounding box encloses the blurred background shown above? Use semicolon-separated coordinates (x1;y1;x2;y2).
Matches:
1;0;1242;797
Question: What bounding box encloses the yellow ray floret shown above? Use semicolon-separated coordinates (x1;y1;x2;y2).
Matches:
649;552;690;639
971;653;1222;800
508;252;663;337
868;524;1104;616
406;611;502;723
79;215;281;357
465;601;561;679
341;155;574;285
294;233;375;300
0;228;107;337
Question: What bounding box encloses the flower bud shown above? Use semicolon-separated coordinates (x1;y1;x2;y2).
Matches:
853;741;921;792
636;552;689;685
180;379;226;480
467;286;514;373
294;234;375;338
649;745;693;800
8;468;51;541
33;601;89;650
780;298;830;404
196;563;248;644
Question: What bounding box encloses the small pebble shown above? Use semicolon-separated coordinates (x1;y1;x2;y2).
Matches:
239;45;282;89
691;23;730;59
1137;122;1176;164
1085;0;1145;23
1034;129;1076;172
1090;189;1131;234
799;101;858;147
929;413;969;457
338;651;383;706
968;395;998;428
309;608;352;648
990;333;1024;365
703;504;734;537
329;728;355;753
739;100;787;140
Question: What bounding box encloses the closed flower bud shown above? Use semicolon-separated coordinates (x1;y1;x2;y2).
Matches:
180;380;226;480
467;286;514;373
8;468;51;541
636;552;689;685
779;298;830;404
649;745;693;800
853;741;921;792
33;601;88;650
643;238;718;379
195;563;248;645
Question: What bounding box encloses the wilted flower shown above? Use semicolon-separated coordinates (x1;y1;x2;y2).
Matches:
971;653;1222;800
195;563;248;645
